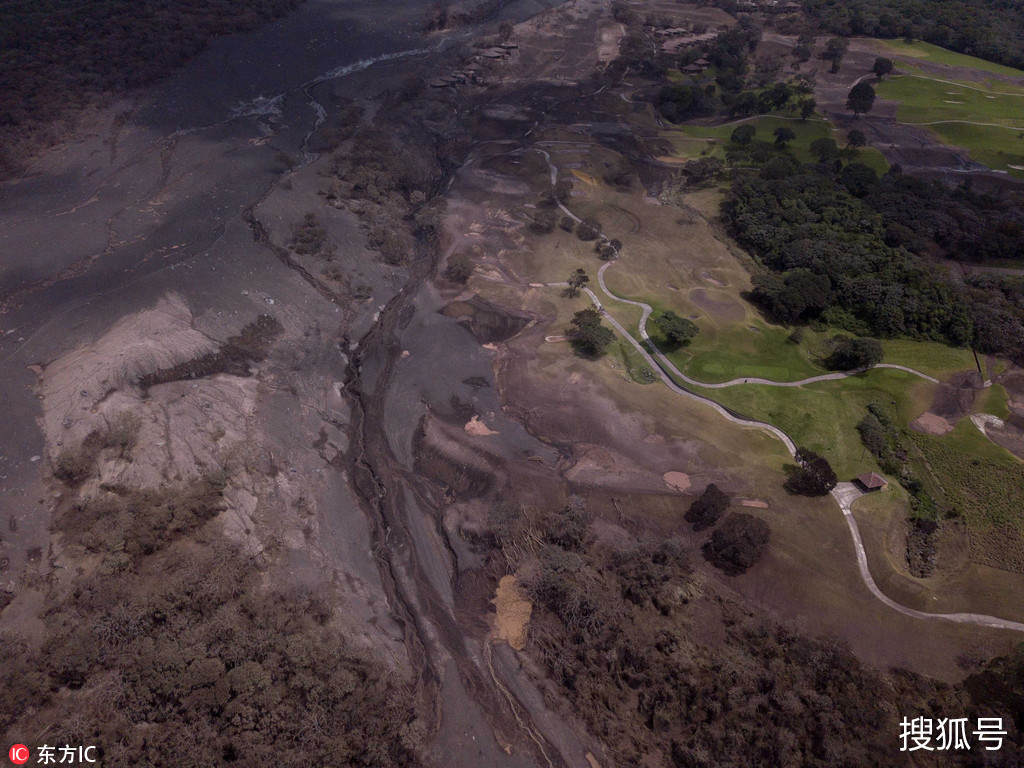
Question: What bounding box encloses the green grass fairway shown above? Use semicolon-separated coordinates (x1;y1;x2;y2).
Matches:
876;75;1024;123
876;75;1024;175
689;369;934;479
869;39;1024;79
878;339;976;379
665;115;890;174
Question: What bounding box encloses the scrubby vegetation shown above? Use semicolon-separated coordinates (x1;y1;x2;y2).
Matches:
442;253;474;284
291;213;331;259
912;427;1024;573
0;541;421;767
482;495;1024;766
53;413;142;487
138;315;283;391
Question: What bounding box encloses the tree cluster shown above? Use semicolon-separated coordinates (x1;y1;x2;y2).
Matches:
481;495;1024;767
685;483;730;531
822;335;884;370
704;512;771;573
722;158;1024;362
567;307;615;357
784;447;838;496
804;0;1024;71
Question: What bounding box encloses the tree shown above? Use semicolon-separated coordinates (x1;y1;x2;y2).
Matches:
847;81;876;116
576;216;601;241
567;307;614;357
799;97;816;120
773;126;796;147
872;57;894;79
498;20;514;41
823;37;849;72
654;310;699;347
531;208;556;234
565;268;590;298
809;137;838;162
731;123;756;145
784;447;838;496
823;335;884;370
553;178;574;205
704;513;770;573
686;483;730;531
442;253;473;283
846;128;867;148
840;161;878;196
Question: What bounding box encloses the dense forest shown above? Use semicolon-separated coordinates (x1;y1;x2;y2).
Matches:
720;154;1024;361
802;0;1024;70
0;0;302;176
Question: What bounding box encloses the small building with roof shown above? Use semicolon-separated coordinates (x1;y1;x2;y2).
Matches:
855;472;888;492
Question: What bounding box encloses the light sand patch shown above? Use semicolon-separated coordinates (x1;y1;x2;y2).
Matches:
655;155;688;165
586;753;604;768
545;334;567;342
739;499;769;509
492;575;532;650
400;350;411;358
971;413;1006;436
482;342;498;351
943;100;965;104
663;471;691;492
570;169;600;187
700;271;726;287
597;22;625;63
911;411;955;435
465;415;499;436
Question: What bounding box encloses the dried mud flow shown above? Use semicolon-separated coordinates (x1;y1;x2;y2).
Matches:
0;1;590;766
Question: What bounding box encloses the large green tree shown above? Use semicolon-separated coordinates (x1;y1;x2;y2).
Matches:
847;81;876;116
654;310;699;347
567;307;614;357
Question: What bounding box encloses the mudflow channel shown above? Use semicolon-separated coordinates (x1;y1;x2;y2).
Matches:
0;1;584;766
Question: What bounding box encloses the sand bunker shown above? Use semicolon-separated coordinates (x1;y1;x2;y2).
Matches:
492;575;532;650
465;415;498;436
971;413;1006;436
663;471;691;492
738;499;769;509
911;411;955;435
700;271;726;287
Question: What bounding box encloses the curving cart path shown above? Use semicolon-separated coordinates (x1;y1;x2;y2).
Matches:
538;149;1024;632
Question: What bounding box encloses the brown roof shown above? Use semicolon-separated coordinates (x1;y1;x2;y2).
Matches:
856;472;888;489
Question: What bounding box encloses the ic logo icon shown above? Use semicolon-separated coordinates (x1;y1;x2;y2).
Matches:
8;745;29;765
